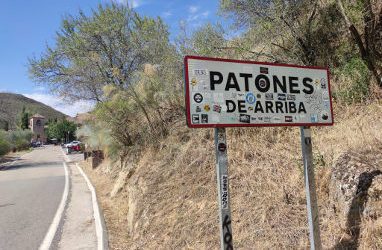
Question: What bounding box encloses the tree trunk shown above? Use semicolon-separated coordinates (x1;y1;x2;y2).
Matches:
337;0;382;87
154;107;168;136
130;88;155;132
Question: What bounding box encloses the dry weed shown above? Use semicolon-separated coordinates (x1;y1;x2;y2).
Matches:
85;101;382;249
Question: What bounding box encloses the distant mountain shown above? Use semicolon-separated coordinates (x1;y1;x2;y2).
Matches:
0;92;69;130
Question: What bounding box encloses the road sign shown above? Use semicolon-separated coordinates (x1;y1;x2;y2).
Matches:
184;56;332;250
184;56;333;128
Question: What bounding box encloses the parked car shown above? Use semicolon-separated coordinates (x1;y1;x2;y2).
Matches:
65;141;82;154
63;140;81;148
31;141;42;148
49;138;58;145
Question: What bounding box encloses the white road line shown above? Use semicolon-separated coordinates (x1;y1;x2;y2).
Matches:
76;163;106;250
60;147;70;162
39;162;69;250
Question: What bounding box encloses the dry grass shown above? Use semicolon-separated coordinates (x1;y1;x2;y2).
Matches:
359;218;382;249
84;100;382;249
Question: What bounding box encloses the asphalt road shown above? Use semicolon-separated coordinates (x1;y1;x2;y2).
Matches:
0;145;66;250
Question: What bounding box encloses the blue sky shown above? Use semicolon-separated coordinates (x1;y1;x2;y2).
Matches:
0;0;229;116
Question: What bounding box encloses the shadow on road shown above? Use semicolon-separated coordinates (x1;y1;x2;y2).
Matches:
0;161;63;171
0;155;20;164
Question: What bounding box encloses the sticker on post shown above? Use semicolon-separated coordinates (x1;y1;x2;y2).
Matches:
221;175;229;210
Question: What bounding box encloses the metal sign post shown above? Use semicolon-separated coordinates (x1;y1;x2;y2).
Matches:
214;127;234;250
300;126;322;250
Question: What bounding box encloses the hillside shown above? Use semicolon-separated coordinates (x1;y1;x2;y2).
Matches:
82;101;382;249
0;92;68;130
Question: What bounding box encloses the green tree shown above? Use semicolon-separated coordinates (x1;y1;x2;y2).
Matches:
29;3;180;138
29;3;182;145
29;3;173;102
337;0;382;86
219;0;345;66
47;120;77;142
191;23;227;57
18;106;30;130
176;22;227;58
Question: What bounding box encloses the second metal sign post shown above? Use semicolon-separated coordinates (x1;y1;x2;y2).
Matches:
215;127;233;250
300;126;322;249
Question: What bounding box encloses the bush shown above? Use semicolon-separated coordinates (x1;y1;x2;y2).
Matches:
76;123;119;159
6;130;33;151
333;57;370;103
0;131;11;156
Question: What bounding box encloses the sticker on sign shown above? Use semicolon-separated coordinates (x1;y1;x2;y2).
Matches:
184;55;334;128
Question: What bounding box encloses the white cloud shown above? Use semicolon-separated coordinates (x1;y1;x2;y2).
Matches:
23;93;94;117
202;11;210;18
112;0;143;8
185;5;210;25
112;0;126;5
188;5;199;14
187;10;210;23
162;11;172;18
33;86;46;92
131;0;143;8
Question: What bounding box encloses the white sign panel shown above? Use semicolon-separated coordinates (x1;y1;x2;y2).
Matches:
184;56;334;128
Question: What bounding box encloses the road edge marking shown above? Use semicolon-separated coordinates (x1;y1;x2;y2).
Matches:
60;147;70;162
39;162;69;250
76;163;108;250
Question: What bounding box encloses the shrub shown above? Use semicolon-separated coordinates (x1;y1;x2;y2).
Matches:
0;131;11;156
333;57;370;104
6;130;33;151
76;123;119;159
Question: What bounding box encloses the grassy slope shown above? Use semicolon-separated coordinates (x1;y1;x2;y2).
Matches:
83;101;382;249
0;92;68;129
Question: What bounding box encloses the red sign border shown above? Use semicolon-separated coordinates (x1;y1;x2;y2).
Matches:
184;55;334;128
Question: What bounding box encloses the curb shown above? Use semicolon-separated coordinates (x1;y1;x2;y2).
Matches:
39;162;70;250
76;163;109;250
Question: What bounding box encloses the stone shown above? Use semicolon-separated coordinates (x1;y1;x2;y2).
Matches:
110;171;128;198
363;175;382;220
329;149;382;248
